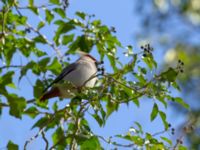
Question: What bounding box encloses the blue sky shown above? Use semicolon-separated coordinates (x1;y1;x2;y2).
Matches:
0;0;186;149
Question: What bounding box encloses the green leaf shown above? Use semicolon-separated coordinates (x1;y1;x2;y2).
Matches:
19;61;35;81
7;141;18;150
7;83;17;89
161;136;172;146
52;127;66;148
45;10;54;24
80;136;101;150
173;97;189;109
48;57;62;74
134;121;143;134
178;145;187;150
7;94;26;119
50;0;60;5
38;57;50;72
76;11;86;20
106;100;117;118
24;106;39;118
92;114;104;127
33;35;47;43
150;103;159;121
54;22;75;45
29;6;39;15
159;111;168;129
37;21;45;30
143;55;157;70
53;8;66;18
159;67;178;82
34;79;44;99
28;0;34;6
62;34;74;45
32;116;49;129
0;71;14;85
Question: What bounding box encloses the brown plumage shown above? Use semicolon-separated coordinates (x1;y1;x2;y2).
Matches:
40;87;61;101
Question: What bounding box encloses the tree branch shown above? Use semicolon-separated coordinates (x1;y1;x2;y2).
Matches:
97;135;135;148
41;130;49;150
0;65;23;70
14;5;64;63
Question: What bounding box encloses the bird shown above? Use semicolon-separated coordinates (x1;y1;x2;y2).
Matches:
40;53;99;101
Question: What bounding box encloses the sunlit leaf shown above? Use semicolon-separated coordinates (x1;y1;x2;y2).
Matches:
62;34;74;45
80;136;101;150
45;10;54;24
53;8;66;18
159;111;168;129
173;97;189;109
161;136;172;146
150;103;159;121
76;11;86;20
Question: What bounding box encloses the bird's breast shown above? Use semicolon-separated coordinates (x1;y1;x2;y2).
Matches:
64;61;97;87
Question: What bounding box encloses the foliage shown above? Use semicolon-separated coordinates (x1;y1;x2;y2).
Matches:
0;0;189;149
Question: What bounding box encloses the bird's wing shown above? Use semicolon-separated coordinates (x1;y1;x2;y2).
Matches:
43;62;78;92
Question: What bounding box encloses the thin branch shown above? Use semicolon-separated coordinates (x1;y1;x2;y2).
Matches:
97;135;135;148
14;5;63;63
24;128;44;150
27;99;35;104
17;4;54;9
0;103;9;107
0;65;23;70
152;129;167;137
41;130;49;150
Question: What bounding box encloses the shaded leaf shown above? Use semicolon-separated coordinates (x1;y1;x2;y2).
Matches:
158;67;178;82
24;106;39;118
32;116;49;129
76;11;86;20
7;94;26;119
80;136;101;150
7;141;18;150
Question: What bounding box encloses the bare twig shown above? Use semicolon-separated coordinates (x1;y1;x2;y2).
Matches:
41;130;49;150
0;65;23;70
152;129;167;137
97;135;135;148
18;4;54;9
24;128;44;150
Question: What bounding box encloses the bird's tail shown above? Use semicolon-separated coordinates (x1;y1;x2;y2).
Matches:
40;87;61;101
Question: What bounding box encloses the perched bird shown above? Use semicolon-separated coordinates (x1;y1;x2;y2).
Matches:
40;53;98;101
